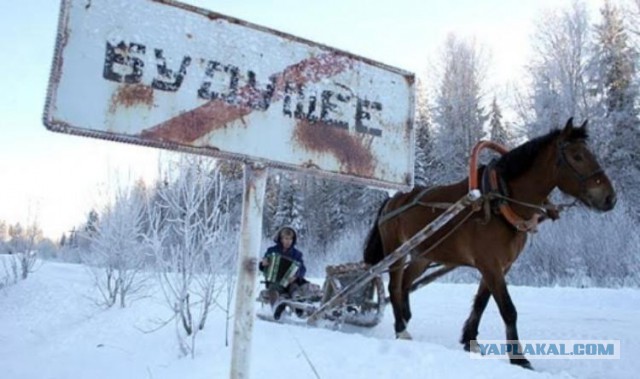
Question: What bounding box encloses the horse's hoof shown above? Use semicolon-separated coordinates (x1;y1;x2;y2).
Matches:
512;360;533;370
396;330;412;340
521;361;534;370
463;342;480;353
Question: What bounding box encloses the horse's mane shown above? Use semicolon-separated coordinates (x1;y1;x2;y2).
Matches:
496;127;589;181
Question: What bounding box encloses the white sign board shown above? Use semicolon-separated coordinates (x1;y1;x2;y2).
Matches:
43;0;415;190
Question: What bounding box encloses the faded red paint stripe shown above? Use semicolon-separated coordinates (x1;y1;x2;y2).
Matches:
140;53;354;144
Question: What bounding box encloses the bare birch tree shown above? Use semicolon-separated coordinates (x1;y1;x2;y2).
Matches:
7;220;42;280
148;156;231;357
521;2;592;134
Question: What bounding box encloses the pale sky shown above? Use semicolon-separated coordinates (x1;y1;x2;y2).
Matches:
0;0;604;239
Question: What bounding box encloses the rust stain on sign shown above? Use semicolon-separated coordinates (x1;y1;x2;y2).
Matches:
274;53;353;87
293;119;376;178
49;9;72;91
109;84;154;113
140;53;353;143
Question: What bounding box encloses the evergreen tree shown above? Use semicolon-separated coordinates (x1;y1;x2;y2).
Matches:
0;220;7;243
414;79;438;186
432;33;488;182
217;160;243;231
67;227;78;248
85;209;100;234
590;0;640;217
590;0;639;121
263;173;281;236
488;96;512;146
272;173;304;237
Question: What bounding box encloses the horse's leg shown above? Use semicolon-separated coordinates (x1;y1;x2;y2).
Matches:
388;263;411;339
399;258;432;326
480;267;532;369
460;280;491;352
402;290;411;325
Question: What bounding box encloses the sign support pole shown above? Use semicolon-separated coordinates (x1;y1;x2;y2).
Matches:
230;162;268;379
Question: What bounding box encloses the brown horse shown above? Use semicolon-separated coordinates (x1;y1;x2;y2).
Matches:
363;118;616;369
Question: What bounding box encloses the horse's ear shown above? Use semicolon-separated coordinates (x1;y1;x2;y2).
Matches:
561;117;574;138
580;119;588;130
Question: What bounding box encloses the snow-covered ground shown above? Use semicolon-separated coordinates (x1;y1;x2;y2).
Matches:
1;261;638;379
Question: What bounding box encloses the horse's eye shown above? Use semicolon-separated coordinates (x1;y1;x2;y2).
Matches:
572;153;584;162
595;178;602;185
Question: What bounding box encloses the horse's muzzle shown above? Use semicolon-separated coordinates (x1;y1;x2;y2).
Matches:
602;193;617;211
587;191;616;212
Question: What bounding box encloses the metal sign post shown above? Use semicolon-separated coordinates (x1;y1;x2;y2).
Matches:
230;163;267;378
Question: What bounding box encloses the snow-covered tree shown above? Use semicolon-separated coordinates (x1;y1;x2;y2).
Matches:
72;209;100;254
431;33;489;182
59;233;66;248
147;156;232;357
488;96;514;147
588;0;640;216
85;209;99;234
0;221;7;244
626;0;640;41
85;187;148;308
590;1;639;119
414;78;440;186
524;1;592;134
271;172;304;235
7;221;42;280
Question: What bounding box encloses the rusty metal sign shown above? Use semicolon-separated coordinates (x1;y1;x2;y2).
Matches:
43;0;415;189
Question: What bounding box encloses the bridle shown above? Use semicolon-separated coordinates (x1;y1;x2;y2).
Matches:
555;140;604;192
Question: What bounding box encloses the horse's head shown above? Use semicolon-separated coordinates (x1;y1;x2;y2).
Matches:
554;118;616;211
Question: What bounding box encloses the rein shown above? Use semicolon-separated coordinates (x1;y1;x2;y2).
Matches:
377;187;451;225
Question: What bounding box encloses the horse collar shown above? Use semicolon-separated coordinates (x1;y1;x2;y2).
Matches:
481;162;540;233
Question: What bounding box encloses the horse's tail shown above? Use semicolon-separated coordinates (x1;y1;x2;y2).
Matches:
363;197;390;265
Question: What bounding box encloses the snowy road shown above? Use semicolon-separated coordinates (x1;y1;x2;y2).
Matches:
1;261;637;378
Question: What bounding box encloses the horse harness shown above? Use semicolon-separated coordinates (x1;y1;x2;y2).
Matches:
377;140;579;234
378;174;553;234
376;187;452;226
480;159;553;232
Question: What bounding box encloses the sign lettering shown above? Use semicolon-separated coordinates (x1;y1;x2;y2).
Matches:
103;40;382;137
